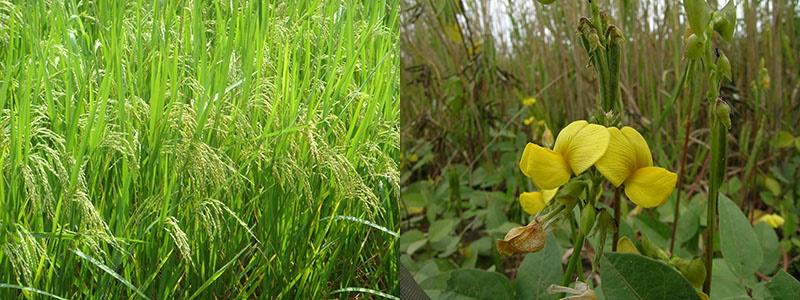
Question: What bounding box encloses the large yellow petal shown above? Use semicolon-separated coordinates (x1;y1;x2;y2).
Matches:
624;167;677;208
561;124;610;174
554;120;589;154
595;127;637;187
520;192;546;215
621;127;653;169
519;143;571;190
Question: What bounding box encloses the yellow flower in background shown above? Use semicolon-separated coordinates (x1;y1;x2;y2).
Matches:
519;120;610;190
519;188;558;215
522;97;537;107
541;127;554;147
444;23;463;44
759;214;784;228
595;127;677;208
408;154;419;163
523;116;535;126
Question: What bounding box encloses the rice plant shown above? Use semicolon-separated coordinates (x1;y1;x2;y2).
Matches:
0;0;399;299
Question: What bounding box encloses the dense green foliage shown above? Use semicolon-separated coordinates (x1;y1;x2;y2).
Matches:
0;0;399;298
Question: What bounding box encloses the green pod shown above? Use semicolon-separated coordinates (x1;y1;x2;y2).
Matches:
685;34;704;59
712;0;736;41
717;51;732;80
683;0;711;34
536;0;557;5
580;205;597;236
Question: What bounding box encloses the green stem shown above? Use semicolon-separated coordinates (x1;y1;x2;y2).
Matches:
704;102;727;295
611;188;621;251
562;231;586;287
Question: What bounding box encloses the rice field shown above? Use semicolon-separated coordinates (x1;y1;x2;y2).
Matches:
0;0;399;299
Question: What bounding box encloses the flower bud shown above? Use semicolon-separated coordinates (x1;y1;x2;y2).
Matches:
683;0;711;34
580;205;597;236
715;99;731;130
497;219;547;256
598;209;615;232
712;0;736;41
717;51;731;81
616;236;640;254
640;234;669;261
560;180;586;199
685;33;704;59
671;257;706;289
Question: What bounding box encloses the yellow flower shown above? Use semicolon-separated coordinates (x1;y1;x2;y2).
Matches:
522;97;537;107
519;120;610;190
523;116;535;126
595;127;677;208
759;214;784;228
519;188;558;215
407;154;418;163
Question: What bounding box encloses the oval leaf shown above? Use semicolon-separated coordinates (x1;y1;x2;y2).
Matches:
767;270;800;300
445;269;514;300
600;253;699;300
514;233;563;300
718;195;763;278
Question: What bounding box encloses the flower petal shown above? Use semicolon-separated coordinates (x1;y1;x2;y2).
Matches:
542;187;558;203
624;167;677;208
520;192;546;215
519;188;558;215
554;120;588;153
621;126;653;168
562;124;610;174
595;127;637;187
519;143;571;190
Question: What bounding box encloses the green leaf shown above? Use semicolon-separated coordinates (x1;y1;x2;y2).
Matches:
428;218;458;243
444;269;514;300
718;195;763;278
514;233;562;300
767;271;800;300
711;259;749;299
754;221;780;275
72;249;151;300
400;230;427;255
600;253;699;300
772;131;795;148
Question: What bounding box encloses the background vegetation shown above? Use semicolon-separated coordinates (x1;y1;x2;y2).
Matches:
401;0;800;298
0;0;399;299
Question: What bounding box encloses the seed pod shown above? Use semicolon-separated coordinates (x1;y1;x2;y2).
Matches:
717;51;731;80
716;99;732;130
580;205;597;236
536;0;557;4
683;0;711;34
685;33;704;59
712;0;736;41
